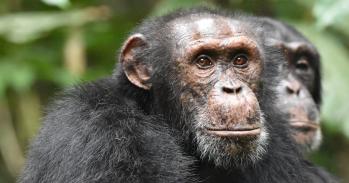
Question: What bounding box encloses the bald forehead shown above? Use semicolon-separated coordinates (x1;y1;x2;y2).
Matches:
170;15;246;44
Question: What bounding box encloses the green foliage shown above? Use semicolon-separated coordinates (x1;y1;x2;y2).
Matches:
151;0;214;16
0;7;108;43
0;0;349;182
314;0;349;29
42;0;71;9
0;62;35;98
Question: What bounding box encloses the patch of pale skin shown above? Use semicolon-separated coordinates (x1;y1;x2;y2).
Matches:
172;16;244;48
194;107;269;168
194;18;217;36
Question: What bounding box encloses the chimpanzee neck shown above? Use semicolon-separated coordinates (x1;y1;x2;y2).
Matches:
192;159;245;183
114;74;153;113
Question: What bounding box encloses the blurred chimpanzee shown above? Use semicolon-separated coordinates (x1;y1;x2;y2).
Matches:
19;8;336;183
260;18;322;152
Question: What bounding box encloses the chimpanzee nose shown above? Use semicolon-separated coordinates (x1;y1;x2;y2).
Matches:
222;84;243;95
286;80;301;96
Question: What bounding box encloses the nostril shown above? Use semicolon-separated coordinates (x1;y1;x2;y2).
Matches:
286;85;301;95
223;87;234;93
285;79;302;96
236;86;242;94
286;86;294;94
296;89;300;95
222;86;242;94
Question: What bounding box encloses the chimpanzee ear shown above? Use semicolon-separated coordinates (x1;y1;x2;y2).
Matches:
120;34;152;90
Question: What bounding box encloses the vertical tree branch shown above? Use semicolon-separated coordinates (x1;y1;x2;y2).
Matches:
64;26;86;76
0;100;24;177
17;90;41;145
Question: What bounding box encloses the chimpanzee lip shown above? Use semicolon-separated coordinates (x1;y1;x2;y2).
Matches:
205;127;261;137
289;121;319;132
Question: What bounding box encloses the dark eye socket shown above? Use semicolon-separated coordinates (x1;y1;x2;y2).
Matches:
195;55;214;69
233;53;249;68
295;58;310;71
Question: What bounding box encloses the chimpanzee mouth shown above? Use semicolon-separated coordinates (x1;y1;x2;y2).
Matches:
290;121;319;132
205;127;261;137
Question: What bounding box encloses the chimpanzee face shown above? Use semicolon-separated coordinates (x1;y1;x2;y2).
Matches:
168;16;269;168
120;15;270;168
276;42;321;151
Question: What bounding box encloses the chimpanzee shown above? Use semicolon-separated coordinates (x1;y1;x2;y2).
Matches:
18;8;336;183
253;18;337;182
259;18;322;152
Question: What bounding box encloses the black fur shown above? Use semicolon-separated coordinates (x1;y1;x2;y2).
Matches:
19;8;336;183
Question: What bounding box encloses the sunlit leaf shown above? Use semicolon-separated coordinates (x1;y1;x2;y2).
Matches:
41;0;70;9
0;6;110;43
313;0;349;29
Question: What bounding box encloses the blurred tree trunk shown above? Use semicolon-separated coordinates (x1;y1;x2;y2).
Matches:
64;26;86;76
0;100;24;177
16;90;41;146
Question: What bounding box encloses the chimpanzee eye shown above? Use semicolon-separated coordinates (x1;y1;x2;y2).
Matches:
295;58;309;71
233;54;249;68
195;55;214;69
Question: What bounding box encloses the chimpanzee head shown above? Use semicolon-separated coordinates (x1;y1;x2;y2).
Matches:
261;18;322;152
117;9;281;168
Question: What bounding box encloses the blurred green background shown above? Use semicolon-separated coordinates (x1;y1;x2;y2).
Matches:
0;0;349;182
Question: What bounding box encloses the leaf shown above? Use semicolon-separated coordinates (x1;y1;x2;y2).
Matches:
0;6;110;43
41;0;70;9
313;0;349;29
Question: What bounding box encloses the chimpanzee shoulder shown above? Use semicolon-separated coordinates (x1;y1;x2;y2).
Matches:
19;78;195;183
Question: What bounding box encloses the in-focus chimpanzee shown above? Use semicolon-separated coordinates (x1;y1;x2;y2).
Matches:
259;18;322;152
19;8;336;183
